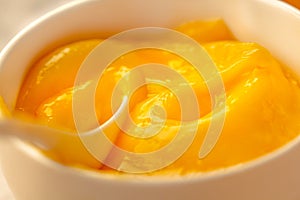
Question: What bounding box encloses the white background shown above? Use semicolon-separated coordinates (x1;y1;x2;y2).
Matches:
0;0;73;199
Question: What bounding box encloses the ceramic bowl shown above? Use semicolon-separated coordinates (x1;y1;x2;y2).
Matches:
1;0;300;199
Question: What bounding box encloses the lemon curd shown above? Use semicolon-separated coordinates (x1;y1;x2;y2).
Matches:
15;20;300;175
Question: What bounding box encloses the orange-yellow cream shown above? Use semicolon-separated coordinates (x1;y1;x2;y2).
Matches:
15;20;300;175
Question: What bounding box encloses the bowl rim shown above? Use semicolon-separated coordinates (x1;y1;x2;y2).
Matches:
1;0;300;185
0;0;83;57
10;131;300;185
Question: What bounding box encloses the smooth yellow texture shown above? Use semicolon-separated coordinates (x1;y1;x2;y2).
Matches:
15;19;300;175
16;39;101;114
0;96;10;118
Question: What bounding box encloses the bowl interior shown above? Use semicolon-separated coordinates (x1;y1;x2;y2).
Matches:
0;0;300;178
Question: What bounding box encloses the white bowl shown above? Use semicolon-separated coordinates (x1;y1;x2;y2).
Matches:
1;0;300;199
